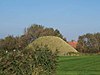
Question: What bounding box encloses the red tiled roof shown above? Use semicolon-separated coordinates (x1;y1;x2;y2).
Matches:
68;41;77;48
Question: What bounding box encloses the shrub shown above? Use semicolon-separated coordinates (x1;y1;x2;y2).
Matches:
0;46;58;75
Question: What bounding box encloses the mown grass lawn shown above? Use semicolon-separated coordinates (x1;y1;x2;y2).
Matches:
57;55;100;75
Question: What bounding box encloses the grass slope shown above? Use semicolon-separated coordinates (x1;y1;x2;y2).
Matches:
28;36;78;56
57;55;100;75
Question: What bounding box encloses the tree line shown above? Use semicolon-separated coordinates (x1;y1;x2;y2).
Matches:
0;24;64;52
0;24;100;54
76;33;100;53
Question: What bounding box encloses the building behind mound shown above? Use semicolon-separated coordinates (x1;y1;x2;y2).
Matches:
68;41;78;49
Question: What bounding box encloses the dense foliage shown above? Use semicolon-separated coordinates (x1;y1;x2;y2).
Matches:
76;33;100;53
24;24;64;42
0;46;58;75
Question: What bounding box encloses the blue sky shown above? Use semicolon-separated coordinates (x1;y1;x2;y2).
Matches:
0;0;100;40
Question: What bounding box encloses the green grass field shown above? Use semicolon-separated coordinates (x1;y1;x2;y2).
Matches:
57;55;100;75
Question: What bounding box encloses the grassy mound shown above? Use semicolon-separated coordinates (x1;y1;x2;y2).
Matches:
27;36;78;56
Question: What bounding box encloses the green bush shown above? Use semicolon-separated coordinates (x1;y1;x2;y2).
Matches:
0;46;58;75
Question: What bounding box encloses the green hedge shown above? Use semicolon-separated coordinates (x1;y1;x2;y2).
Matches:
0;46;58;75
